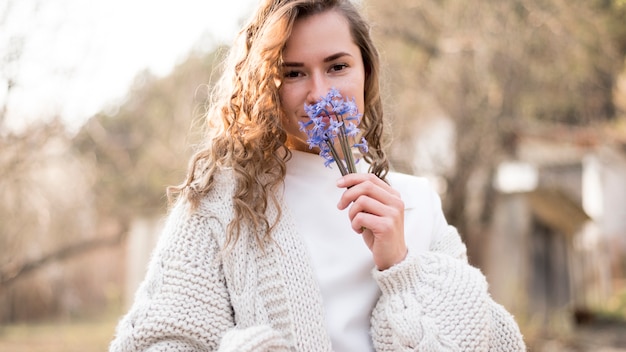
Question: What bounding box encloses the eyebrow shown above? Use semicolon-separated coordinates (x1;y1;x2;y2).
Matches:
282;52;352;67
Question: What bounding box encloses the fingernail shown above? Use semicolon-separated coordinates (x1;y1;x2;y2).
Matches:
336;178;345;187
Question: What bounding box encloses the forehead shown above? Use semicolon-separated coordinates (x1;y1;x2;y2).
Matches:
283;10;356;59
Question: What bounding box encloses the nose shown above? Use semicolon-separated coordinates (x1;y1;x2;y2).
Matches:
306;71;330;105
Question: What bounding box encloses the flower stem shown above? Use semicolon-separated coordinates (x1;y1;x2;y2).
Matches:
338;123;357;174
324;137;349;176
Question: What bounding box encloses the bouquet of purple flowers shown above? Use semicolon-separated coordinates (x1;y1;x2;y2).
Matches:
299;88;368;176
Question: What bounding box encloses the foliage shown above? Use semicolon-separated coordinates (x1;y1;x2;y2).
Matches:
0;46;224;322
365;0;626;263
0;118;117;322
72;49;224;219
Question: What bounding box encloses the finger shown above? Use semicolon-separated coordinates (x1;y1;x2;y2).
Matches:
351;201;403;234
337;173;398;196
347;195;388;222
338;182;389;210
337;176;401;210
351;210;399;235
361;228;375;250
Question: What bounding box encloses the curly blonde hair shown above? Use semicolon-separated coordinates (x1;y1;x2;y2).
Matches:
169;0;389;248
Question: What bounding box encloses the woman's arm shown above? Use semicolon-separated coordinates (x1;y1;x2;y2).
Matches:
370;226;526;352
109;200;290;352
338;173;525;351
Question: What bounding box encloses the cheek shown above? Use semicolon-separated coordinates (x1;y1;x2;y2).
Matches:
278;89;287;111
278;87;297;113
278;95;298;131
358;95;366;114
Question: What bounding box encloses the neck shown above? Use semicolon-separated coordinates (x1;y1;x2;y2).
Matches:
286;135;318;154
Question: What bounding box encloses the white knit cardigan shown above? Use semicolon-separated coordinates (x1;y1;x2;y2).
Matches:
109;169;526;351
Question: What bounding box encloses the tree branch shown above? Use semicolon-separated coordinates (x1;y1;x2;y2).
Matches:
0;231;127;289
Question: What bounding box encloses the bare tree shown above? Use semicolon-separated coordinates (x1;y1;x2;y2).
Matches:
0;0;124;322
0;0;223;317
366;0;626;265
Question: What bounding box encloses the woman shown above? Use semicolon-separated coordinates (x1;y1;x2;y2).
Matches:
110;0;526;351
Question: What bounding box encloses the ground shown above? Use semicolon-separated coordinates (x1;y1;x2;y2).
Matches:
0;315;117;352
532;319;626;352
0;314;625;351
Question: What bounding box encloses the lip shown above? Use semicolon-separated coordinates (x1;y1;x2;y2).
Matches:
301;112;335;118
301;114;334;124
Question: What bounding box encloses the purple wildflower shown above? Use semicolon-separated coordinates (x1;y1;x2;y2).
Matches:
301;88;369;176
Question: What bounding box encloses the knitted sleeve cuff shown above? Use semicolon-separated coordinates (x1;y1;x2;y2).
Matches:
372;251;462;296
371;251;422;296
218;325;291;352
372;224;470;296
370;251;493;351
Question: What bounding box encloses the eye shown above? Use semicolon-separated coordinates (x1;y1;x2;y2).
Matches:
283;70;303;78
330;63;348;72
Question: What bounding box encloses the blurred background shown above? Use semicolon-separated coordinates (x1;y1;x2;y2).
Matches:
1;0;625;351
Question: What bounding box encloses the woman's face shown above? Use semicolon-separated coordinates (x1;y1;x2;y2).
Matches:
279;10;366;152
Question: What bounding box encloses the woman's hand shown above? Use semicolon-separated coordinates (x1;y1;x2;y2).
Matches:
337;173;407;270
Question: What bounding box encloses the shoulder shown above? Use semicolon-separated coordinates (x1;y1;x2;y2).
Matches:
162;168;237;246
386;171;449;252
386;171;431;191
197;167;236;211
180;167;237;217
385;171;440;210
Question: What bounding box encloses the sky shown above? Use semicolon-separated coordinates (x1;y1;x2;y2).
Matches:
1;0;257;132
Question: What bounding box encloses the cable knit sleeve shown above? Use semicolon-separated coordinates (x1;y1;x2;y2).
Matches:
109;200;290;352
370;226;526;351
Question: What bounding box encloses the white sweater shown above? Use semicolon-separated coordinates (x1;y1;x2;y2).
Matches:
283;150;446;351
110;157;526;351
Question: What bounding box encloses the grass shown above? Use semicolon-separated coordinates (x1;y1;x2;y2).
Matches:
0;313;119;352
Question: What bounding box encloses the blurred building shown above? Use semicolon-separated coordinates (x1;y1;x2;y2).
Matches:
486;126;626;330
